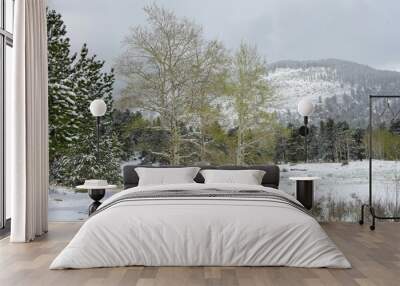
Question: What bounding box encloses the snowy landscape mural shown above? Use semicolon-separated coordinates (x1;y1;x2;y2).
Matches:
47;1;400;222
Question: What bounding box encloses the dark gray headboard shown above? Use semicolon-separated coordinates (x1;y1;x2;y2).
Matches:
122;165;280;189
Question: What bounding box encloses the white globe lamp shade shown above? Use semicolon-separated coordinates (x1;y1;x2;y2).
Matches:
297;98;314;117
90;99;107;117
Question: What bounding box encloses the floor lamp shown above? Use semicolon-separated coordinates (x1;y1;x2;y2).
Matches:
87;99;107;215
89;99;107;162
297;98;314;162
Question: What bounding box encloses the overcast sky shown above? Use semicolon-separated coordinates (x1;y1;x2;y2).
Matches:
48;0;400;72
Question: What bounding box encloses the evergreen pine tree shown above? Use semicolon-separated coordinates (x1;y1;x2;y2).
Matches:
111;109;136;160
71;44;114;134
273;131;288;163
59;44;121;185
58;130;123;185
308;125;319;161
350;128;366;160
47;9;79;169
286;124;304;162
47;9;123;186
320;119;336;162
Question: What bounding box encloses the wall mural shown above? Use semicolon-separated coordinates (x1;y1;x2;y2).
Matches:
47;5;400;222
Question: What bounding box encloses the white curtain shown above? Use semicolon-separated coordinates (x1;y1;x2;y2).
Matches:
7;0;49;242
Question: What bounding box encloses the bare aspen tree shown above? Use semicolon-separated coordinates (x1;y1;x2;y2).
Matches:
229;42;274;165
116;4;203;164
188;40;229;162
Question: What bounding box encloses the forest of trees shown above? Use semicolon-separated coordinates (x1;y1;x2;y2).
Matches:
48;5;400;187
275;120;366;163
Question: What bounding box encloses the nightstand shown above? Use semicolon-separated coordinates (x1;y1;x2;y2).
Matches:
76;180;117;215
289;177;320;210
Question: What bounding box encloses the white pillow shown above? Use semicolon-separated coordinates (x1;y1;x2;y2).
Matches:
135;167;201;186
200;169;266;185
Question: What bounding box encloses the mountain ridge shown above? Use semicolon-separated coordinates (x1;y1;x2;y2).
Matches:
267;58;400;127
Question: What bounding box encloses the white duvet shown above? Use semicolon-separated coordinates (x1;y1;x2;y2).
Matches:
50;183;351;269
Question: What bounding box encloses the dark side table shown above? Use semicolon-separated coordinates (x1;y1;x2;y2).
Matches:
76;183;116;215
289;177;320;210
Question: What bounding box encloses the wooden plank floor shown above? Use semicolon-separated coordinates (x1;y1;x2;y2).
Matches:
0;222;399;286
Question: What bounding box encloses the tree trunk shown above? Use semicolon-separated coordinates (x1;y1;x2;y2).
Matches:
200;133;206;163
200;116;207;162
170;120;180;165
236;123;243;165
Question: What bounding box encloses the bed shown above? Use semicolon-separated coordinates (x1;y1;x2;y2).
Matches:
50;165;350;269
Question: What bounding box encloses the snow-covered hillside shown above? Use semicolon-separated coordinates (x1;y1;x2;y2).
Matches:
268;66;352;111
268;59;400;126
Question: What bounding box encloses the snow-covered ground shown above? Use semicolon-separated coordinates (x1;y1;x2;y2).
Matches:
280;160;400;201
49;160;400;221
48;186;121;221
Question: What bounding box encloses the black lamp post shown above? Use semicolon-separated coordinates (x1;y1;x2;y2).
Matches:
89;99;107;162
87;99;108;215
297;98;314;162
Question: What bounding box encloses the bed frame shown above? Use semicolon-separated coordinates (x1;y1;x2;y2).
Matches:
123;165;280;190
